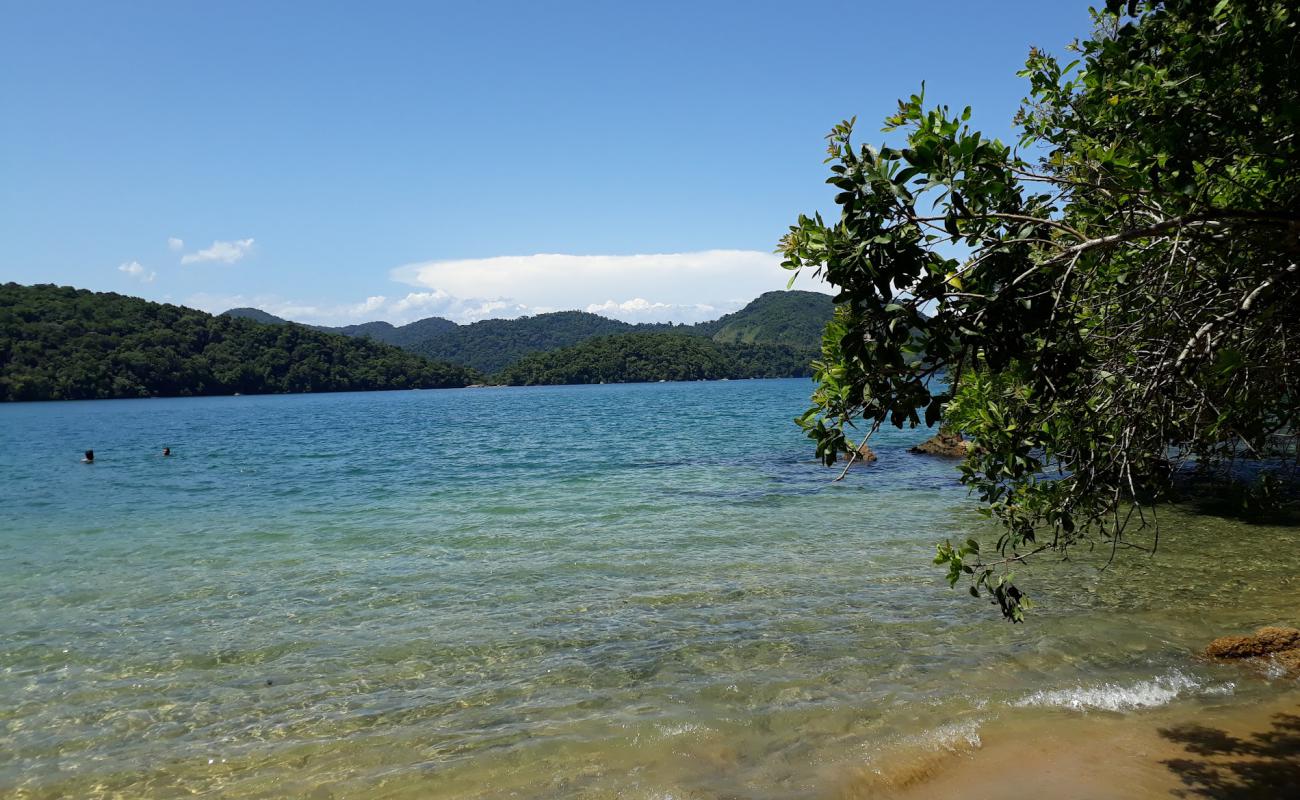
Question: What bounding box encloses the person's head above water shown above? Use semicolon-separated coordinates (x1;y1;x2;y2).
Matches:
82;449;94;463
162;447;171;456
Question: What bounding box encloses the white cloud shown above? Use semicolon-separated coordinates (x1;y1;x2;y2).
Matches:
185;249;831;327
389;250;821;314
186;293;346;324
181;238;255;265
352;295;387;315
387;290;533;323
585;297;728;323
388;290;451;316
384;249;830;323
189;290;545;327
117;261;156;283
588;298;673;314
167;237;184;252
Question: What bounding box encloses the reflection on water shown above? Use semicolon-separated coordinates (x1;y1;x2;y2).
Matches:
1;380;1297;798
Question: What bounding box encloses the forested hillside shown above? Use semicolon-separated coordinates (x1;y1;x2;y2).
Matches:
2;284;476;401
412;311;679;374
695;291;834;347
223;307;290;325
332;316;459;348
496;332;817;385
223;307;458;348
224;290;835;374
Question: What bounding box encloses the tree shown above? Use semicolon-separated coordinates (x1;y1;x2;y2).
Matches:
780;0;1299;620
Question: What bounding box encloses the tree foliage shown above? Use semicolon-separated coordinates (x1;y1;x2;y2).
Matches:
781;0;1299;619
496;332;817;385
1;284;477;401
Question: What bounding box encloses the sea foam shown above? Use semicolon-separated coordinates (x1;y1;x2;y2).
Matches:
1013;669;1232;712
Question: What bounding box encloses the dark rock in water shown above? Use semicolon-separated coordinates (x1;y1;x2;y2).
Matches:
853;441;877;463
1204;626;1300;659
910;427;969;458
1204;626;1300;676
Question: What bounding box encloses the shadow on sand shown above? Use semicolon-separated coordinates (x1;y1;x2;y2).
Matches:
1160;712;1300;798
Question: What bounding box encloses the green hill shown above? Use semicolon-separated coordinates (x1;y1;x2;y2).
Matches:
322;316;459;348
496;332;818;386
430;291;832;374
222;308;459;349
697;290;835;348
221;290;835;375
2;284;477;401
223;307;291;325
411;311;683;374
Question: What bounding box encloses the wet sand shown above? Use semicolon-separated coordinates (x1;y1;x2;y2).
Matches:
833;684;1300;799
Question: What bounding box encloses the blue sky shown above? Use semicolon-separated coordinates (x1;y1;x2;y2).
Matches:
2;1;1090;324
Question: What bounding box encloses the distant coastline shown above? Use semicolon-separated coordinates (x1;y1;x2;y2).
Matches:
221;287;833;374
2;283;829;402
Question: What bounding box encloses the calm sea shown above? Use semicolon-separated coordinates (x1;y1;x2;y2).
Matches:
2;379;1298;798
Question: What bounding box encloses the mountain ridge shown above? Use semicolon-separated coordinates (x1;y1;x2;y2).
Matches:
4;285;835;401
222;290;834;373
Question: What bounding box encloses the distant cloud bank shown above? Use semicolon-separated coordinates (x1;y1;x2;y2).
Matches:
187;249;830;326
585;297;720;322
385;249;827;324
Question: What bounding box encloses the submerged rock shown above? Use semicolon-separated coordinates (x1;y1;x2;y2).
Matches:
910;427;970;458
1205;626;1300;659
1204;626;1300;675
1275;650;1300;673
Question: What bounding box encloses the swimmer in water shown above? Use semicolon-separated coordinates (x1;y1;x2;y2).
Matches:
163;447;171;457
82;449;94;463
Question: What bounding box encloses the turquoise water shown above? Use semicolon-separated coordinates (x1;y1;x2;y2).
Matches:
2;379;1298;798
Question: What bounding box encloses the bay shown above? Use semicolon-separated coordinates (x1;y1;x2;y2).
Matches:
2;379;1297;798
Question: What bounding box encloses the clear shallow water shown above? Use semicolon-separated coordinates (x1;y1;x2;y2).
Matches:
1;379;1298;798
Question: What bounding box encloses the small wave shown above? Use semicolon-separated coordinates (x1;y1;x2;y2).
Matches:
655;722;709;738
838;721;984;797
905;719;983;751
1013;669;1232;712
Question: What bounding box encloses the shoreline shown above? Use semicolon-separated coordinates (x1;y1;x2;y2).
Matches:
0;376;808;405
834;681;1300;800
